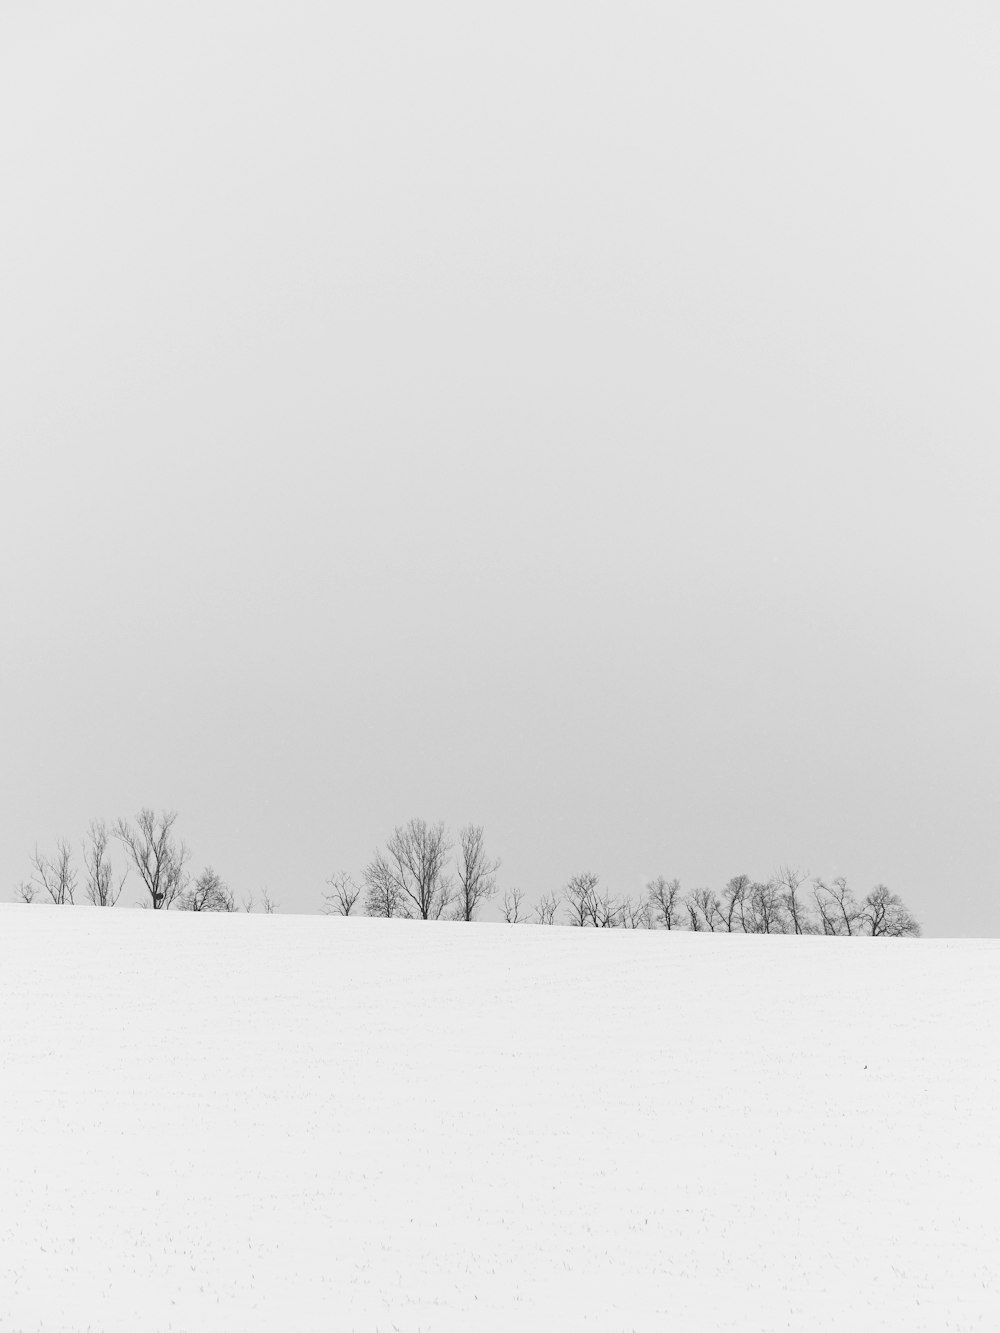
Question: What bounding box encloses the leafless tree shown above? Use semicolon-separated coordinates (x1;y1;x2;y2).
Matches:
454;824;500;921
616;896;651;929
776;865;813;934
532;893;559;924
178;867;234;912
688;887;721;931
31;840;77;905
812;884;838;935
563;872;601;926
685;899;703;930
741;879;765;933
561;873;641;927
718;874;751;932
365;818;454;920
83;820;126;907
324;871;362;916
113;809;189;910
364;856;406;917
813;876;859;936
240;891;255;913
591;887;621;927
742;879;788;934
500;886;526;923
13;880;37;903
261;888;277;914
858;884;920;937
647;876;682;929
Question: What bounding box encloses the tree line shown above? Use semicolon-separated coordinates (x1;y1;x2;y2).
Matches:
12;810;921;936
13;809;275;913
323;816;920;937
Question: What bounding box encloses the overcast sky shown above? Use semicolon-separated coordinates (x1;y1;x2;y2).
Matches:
2;2;998;934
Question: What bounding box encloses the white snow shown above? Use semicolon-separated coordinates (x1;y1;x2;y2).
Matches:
1;905;998;1331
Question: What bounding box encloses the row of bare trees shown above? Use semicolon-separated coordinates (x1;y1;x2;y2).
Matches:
505;868;919;936
324;819;500;921
13;809;276;913
677;870;919;936
324;822;919;936
15;810;919;937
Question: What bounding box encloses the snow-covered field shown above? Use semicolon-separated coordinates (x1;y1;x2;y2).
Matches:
1;905;997;1332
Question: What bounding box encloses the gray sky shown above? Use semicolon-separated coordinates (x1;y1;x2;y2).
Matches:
2;2;998;935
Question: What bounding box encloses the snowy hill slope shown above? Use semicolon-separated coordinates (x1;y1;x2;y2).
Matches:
0;905;997;1331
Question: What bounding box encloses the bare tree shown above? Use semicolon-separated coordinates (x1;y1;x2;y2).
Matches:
500;886;526;923
563;872;601;926
113;809;189;910
83;820;126;907
561;874;639;927
743;879;788;934
324;871;362;916
261;888;277;914
13;880;37;903
31;840;77;905
364;856;406;917
365;818;454;920
858;884;920;937
591;887;621;927
178;867;234;912
240;890;255;913
776;865;813;934
454;824;500;921
813;876;859;936
616;896;651;929
532;892;560;925
812;884;839;935
688;887;721;931
647;876;682;929
718;874;751;932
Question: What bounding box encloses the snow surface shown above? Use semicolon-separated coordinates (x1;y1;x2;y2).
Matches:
1;905;998;1332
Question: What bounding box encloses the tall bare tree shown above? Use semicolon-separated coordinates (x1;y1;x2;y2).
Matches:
365;818;454;920
178;867;234;912
647;876;682;929
688;887;721;931
813;876;858;936
324;871;362;916
500;886;526;923
31;840;77;905
742;879;788;933
591;888;621;927
858;884;920;937
532;892;559;924
454;824;500;921
616;896;651;928
113;809;189;910
364;857;405;917
776;865;812;934
812;884;838;935
83;820;126;907
718;875;751;932
563;872;601;926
